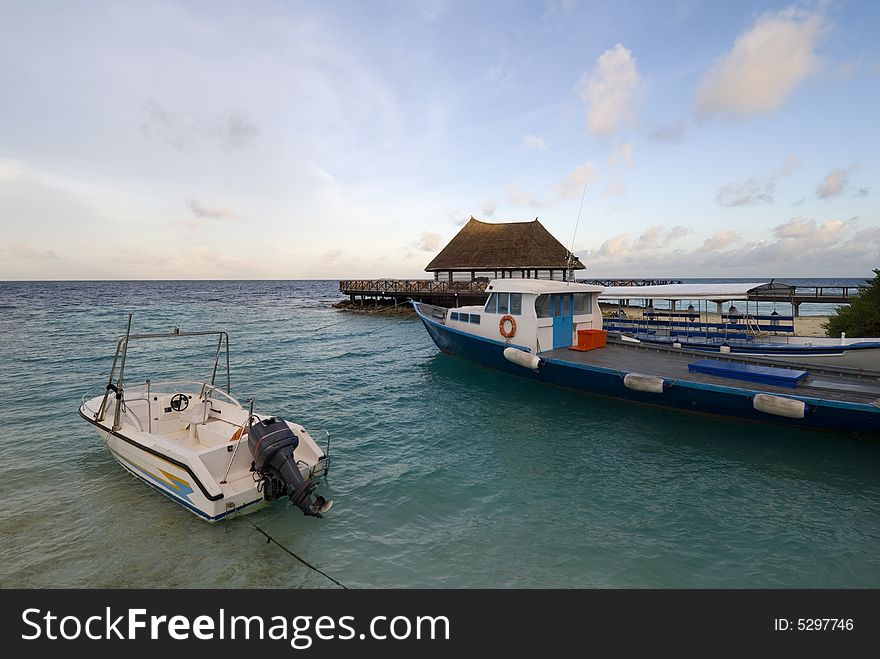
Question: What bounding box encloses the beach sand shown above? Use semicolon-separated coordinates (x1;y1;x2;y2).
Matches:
599;304;830;338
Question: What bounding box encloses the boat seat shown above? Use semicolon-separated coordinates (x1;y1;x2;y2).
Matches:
196;421;234;448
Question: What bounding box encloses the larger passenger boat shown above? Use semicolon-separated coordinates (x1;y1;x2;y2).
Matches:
413;280;880;435
79;317;333;522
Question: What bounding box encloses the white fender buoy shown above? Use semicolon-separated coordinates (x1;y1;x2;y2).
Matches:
620;335;641;343
752;393;806;419
623;373;665;393
503;347;541;371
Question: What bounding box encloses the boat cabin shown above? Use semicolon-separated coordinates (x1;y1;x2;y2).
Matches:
444;279;604;353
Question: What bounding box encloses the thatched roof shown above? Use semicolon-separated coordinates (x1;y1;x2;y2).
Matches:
425;217;585;271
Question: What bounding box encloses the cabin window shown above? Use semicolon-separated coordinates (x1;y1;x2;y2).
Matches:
484;293;497;314
510;293;522;315
450;312;459;321
573;293;591;315
469;314;480;324
535;294;552;318
498;293;509;314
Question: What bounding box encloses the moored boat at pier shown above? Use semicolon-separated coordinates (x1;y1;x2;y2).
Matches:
413;280;880;435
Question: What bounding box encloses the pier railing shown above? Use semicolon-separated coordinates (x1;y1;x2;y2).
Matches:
339;279;488;296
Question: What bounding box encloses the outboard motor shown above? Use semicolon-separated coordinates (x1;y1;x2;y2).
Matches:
248;416;331;517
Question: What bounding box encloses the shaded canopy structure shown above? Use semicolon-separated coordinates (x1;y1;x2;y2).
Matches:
426;217;585;282
599;282;793;301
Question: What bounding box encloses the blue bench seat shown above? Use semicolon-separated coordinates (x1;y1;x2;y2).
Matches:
687;359;808;388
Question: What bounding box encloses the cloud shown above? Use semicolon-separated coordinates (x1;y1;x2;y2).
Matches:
816;165;858;199
647;120;687;143
579;217;878;276
609;142;633;167
546;0;576;17
577;44;642;137
6;243;60;260
508;161;599;208
482;198;499;217
557;162;599;200
186;198;238;221
716;155;800;206
486;65;514;86
522;134;547;151
853;187;871;198
700;229;740;252
603;179;625;198
414;231;443;252
587;225;692;260
696;8;826;118
632;225;692;251
142;100;258;151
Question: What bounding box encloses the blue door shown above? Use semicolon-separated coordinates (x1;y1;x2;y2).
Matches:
552;293;573;349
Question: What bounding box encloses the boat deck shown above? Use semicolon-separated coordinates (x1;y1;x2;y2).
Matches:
542;340;880;404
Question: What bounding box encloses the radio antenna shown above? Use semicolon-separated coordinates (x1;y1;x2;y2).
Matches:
566;171;590;283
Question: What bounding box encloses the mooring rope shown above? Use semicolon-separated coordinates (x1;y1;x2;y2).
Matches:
247;520;347;589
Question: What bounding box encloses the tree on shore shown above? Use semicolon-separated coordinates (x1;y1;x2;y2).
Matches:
824;269;880;337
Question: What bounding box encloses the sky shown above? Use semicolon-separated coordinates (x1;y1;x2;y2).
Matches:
1;0;878;280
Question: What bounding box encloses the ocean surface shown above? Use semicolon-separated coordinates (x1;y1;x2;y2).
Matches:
0;279;878;588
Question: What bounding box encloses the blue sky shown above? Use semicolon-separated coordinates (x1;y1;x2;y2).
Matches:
1;0;878;279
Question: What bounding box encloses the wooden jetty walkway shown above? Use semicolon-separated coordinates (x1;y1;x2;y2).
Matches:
338;279;865;314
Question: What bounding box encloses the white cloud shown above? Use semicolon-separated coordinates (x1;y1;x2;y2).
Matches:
508;161;599;208
577;44;642;137
584;225;692;261
700;229;739;252
696;8;826;118
816;165;858;199
632;225;692;251
522;134;547;151
482;198;499;217
579;218;876;276
414;231;443;252
186;198;238;221
609;142;633;167
557;162;599;200
716;156;800;206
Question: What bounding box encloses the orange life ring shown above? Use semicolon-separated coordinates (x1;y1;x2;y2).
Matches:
499;314;517;338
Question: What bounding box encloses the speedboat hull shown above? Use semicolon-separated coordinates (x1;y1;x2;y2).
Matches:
80;409;266;521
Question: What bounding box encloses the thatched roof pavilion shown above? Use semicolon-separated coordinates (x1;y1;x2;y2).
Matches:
425;217;585;282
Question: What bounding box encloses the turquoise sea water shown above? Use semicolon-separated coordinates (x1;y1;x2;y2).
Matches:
0;280;878;588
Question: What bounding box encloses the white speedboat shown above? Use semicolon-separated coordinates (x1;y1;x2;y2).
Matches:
79;318;332;522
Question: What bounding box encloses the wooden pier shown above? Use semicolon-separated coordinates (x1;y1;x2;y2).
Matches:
339;279;488;307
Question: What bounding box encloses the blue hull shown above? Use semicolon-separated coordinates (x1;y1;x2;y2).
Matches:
416;309;880;435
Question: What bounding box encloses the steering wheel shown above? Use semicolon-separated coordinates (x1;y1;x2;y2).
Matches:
170;393;190;412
